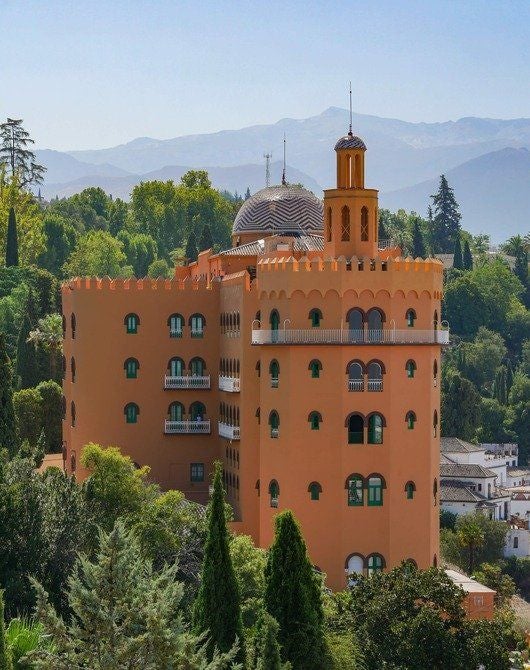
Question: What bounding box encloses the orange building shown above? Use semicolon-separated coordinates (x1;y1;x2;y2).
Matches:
62;130;448;590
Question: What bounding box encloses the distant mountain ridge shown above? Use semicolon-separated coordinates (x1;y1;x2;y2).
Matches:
36;107;530;238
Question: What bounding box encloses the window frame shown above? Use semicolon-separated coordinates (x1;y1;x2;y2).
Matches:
124;402;139;424
125;357;139;379
367;476;383;506
190;462;205;482
347;475;364;506
125;313;139;334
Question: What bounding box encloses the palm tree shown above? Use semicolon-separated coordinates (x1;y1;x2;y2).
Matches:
27;314;63;380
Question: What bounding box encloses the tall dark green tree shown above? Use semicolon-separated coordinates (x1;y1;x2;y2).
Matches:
245;187;251;200
253;612;285;670
0;118;46;188
411;220;426;258
5;208;18;267
15;289;40;389
463;239;473;270
185;230;198;262
431;175;461;253
264;511;328;670
0;334;17;457
0;590;12;670
514;247;529;308
199;223;214;251
441;370;482;441
452;237;463;270
193;462;245;664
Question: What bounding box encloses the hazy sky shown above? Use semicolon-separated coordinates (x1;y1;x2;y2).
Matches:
2;0;529;150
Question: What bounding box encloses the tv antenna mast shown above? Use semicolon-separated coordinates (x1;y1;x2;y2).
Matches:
263;152;272;187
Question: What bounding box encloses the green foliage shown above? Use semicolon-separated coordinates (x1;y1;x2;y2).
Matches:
199;223;214;252
431;174;461;253
252;612;289;670
230;534;267;628
147;258;171;278
0;591;13;670
26;314;63;382
441;513;508;572
452;236;463;269
13;387;42;447
440;509;457;530
5;207;18;267
29;520;240;669
475;397;515;444
5;617;46;670
502;556;530;600
264;511;328;670
37;213;77;276
62;229;132;277
463;238;473;270
0;118;45;188
0;176;45;265
0;334;18;457
15;289;43;389
411;219;426;257
194;463;245;664
441;369;481;440
473;563;515;607
117;229;158;276
186;230;199;262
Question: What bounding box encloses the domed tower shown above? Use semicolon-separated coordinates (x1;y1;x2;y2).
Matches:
323;131;378;258
231;184;323;247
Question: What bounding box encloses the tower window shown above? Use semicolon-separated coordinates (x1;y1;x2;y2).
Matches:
308;482;322;501
406;360;416;378
347;474;364;506
190;463;205;482
269;410;280;438
190;314;205;338
326;207;332;242
269;359;280;388
347;414;364;444
269;480;279;507
406;411;417;430
309;308;322;327
341;206;350;241
405;481;416;500
71;357;76;383
71;313;76;339
368;413;384;444
309;359;322;378
308;411;322;430
124;402;139;424
406;309;417;328
124;358;139;379
168;313;184;338
367;553;384;576
125;313;139;334
367;476;384;506
361;207;369;241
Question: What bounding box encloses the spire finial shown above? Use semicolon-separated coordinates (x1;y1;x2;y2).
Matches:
282;133;287;186
348;81;353;137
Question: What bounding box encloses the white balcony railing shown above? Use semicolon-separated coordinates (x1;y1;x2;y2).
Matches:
218;376;240;392
164;375;210;389
169;329;183;338
271;377;279;389
164;419;211;434
368;380;383;392
218;422;241;440
270;428;279;439
252;328;449;346
348;380;364;392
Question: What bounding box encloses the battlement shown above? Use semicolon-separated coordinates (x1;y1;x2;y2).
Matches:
258;255;443;274
62;275;219;293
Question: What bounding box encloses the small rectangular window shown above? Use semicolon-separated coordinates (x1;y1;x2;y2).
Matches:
190;463;205;482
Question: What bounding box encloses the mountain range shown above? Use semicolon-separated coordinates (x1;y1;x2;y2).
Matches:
36;107;530;241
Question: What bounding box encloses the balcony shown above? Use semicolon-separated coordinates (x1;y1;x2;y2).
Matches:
270;428;279;439
169;329;183;338
219;376;240;392
271;377;279;389
164;419;211;434
348;380;364;392
252;328;449;346
218;422;240;440
164;375;210;389
368;380;383;392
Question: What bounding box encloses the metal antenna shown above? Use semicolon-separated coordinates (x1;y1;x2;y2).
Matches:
282;133;287;185
263;152;272;187
348;81;353;137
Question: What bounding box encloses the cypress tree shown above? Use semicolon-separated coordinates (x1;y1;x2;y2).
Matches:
185;231;198;263
245;187;251;200
494;367;508;405
193;462;245;664
430;175;461;253
463;239;473;270
254;612;285;670
0;334;18;458
199;223;214;252
264;511;328;670
15;289;40;389
0;590;13;670
5;208;18;267
411;220;426;258
452;238;463;270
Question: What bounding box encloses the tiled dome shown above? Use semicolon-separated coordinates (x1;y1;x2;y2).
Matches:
334;134;367;151
232;185;323;235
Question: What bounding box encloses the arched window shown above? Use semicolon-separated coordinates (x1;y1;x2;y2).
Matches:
190;314;205;338
348;361;364;392
269;310;280;331
190;357;206;376
269;480;279;507
367;361;383;391
433;410;438;437
124;313;139;334
360;206;369;241
406;359;416;378
347;414;364;444
406;308;416;328
367;553;385;576
256;360;261;378
368;413;384;444
433;310;439;330
406;411;417;430
255;310;261;323
168;313;184;338
168;402;183;422
255;479;260;496
70;357;76;383
341;205;350;241
168;357;184;377
62;355;66;379
124;402;139;424
346;554;365;578
71;313;76;339
433;478;438;506
190;401;206;421
308;359;322;378
269;359;280;388
255;407;260;424
61;395;66;418
367;475;384;506
269;410;280;438
367;309;384;342
62;315;66;338
346;474;364;506
326;207;332;242
308;411;322;430
124;357;139;379
405;481;416;500
347;308;365;342
308;482;322;501
309;308;322;328
71;401;76;427
433;554;438;568
433;359;438;387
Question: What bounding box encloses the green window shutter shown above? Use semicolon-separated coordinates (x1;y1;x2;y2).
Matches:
126;359;137;379
310;484;320;500
311;362;320;378
368;479;383;506
126;315;138;334
125;404;138;423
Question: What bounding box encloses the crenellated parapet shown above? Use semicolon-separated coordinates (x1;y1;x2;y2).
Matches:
62;275;220;294
256;255;444;300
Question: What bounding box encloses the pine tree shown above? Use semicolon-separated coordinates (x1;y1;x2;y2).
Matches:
0;591;13;670
193;462;245;665
411;221;426;258
463;239;473;270
430;175;461;253
264;511;328;670
16;289;41;389
452;238;463;270
0;334;18;458
5;208;18;267
185;231;198;262
199;223;214;252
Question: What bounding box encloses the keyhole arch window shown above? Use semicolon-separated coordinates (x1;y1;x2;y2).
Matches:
308;359;322;378
308;411;322;431
190;314;205;338
308;482;322;501
406;359;417;378
124;402;139;424
269;480;279;507
367;475;385;506
368;413;385;444
168;357;184;377
405;481;416;500
269;359;280;388
309;308;322;327
406;309;417;328
190;357;206;376
168;313;184;338
269;411;280;438
168;401;184;422
367;553;385;576
124;358;139;379
406;411;417;430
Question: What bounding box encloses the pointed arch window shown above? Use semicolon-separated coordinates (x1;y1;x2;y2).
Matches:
406;360;416;378
190;314;205;338
367;361;383;391
326;207;332;242
168;313;184;338
71;401;76;427
269;480;279;508
405;481;416;500
62;315;66;338
269;410;280;438
269;310;280;331
433;410;438;437
360;206;369;241
341;206;350;241
348;361;364;391
347;413;364;444
367;309;384;342
308;482;322;501
309;308;322;328
406;309;417;328
309;359;322;378
269;359;280;388
124;402;139;424
406;411;417;430
71;313;76;339
347;474;364;506
190;357;206;376
433;359;438;387
125;313;139;334
367;554;384;576
124;357;139;379
367;476;384;506
368;413;384;444
308;411;322;431
71;357;76;383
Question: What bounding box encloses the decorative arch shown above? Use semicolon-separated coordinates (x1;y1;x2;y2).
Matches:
346;413;365;444
346;359;367;374
345;552;365;571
